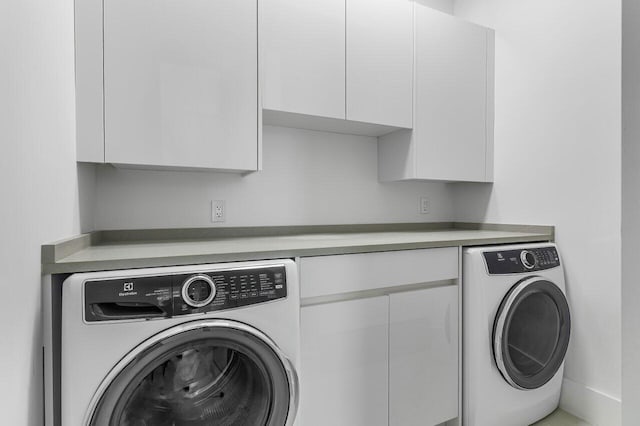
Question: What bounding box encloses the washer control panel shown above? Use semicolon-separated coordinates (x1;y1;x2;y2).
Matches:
483;246;560;275
84;264;287;322
173;265;287;316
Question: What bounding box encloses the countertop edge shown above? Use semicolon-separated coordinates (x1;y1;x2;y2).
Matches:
42;226;553;274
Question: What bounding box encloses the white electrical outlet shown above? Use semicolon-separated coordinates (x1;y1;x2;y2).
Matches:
420;197;430;214
212;200;226;223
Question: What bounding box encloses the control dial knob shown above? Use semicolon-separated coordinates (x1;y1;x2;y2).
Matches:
182;274;216;308
520;250;537;270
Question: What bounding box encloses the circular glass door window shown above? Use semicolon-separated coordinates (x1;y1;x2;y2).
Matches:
88;321;296;426
493;278;571;390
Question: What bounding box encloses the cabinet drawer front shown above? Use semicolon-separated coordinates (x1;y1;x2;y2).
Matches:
300;247;458;298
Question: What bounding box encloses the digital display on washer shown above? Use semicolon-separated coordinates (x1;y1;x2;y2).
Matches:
172;265;288;316
483;246;560;274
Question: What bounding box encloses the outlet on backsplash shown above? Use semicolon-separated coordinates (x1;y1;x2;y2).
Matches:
420;197;430;214
212;200;226;223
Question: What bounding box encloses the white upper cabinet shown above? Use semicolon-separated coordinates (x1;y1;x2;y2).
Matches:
76;0;259;172
262;0;413;133
346;0;413;128
262;0;346;120
379;4;495;182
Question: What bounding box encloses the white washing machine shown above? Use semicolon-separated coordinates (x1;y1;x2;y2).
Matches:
52;259;299;426
463;243;571;426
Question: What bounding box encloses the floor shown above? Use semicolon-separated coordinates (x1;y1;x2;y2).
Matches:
532;409;591;426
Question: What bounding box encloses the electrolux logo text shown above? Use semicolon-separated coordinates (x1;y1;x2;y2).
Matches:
119;282;138;297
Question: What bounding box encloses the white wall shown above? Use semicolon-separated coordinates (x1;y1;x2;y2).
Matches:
0;0;84;424
421;0;454;14
94;126;453;229
452;1;621;424
622;1;640;424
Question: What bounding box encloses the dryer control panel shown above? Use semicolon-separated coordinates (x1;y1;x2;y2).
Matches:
84;265;287;322
483;246;560;275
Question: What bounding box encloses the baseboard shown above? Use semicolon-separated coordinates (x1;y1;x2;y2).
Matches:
560;377;621;425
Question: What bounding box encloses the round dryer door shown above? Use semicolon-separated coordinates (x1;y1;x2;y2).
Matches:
86;320;298;426
493;277;571;390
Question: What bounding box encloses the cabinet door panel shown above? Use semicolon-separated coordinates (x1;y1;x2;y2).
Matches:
104;0;258;170
414;5;488;181
301;297;388;426
262;0;345;119
346;0;413;127
390;285;459;426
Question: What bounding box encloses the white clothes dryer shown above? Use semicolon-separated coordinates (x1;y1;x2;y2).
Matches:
463;243;570;426
56;259;299;426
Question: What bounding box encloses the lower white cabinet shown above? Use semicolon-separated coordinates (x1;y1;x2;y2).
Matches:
300;296;389;426
300;285;458;426
389;286;459;426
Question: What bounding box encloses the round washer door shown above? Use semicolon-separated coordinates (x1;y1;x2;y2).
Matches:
85;320;299;426
493;277;571;390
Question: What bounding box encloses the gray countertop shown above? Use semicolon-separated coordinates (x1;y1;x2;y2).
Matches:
42;222;554;274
